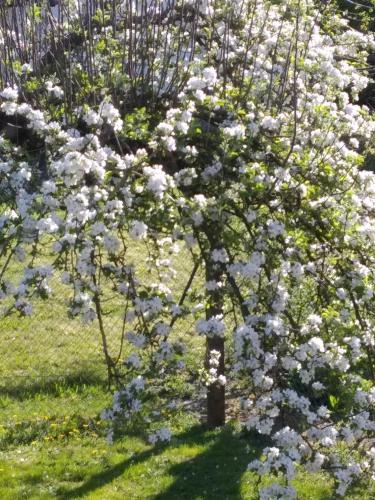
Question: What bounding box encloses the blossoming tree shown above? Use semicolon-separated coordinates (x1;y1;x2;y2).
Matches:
1;0;375;497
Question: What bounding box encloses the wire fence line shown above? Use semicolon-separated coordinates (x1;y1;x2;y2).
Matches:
1;272;125;389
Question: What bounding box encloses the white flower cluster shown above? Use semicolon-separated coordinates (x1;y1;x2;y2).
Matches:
143;165;172;199
102;375;145;423
203;349;226;387
45;81;64;100
129;220;148;240
196;315;226;338
148;427;172;445
82;101;123;132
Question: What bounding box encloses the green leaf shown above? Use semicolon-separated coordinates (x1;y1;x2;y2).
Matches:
328;395;339;409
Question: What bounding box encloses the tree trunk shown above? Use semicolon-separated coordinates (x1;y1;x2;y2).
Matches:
205;253;225;427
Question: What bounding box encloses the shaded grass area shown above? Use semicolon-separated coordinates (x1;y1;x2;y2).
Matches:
2;365;375;498
0;375;334;500
57;425;258;500
0;371;104;401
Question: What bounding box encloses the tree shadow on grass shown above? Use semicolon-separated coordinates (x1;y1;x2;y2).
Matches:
0;370;106;401
57;425;263;500
154;426;262;500
57;446;156;500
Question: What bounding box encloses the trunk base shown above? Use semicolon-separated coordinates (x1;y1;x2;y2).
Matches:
207;383;225;427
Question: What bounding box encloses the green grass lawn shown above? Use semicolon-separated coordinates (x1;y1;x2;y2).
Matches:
0;375;337;500
1;247;374;499
2;369;374;499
